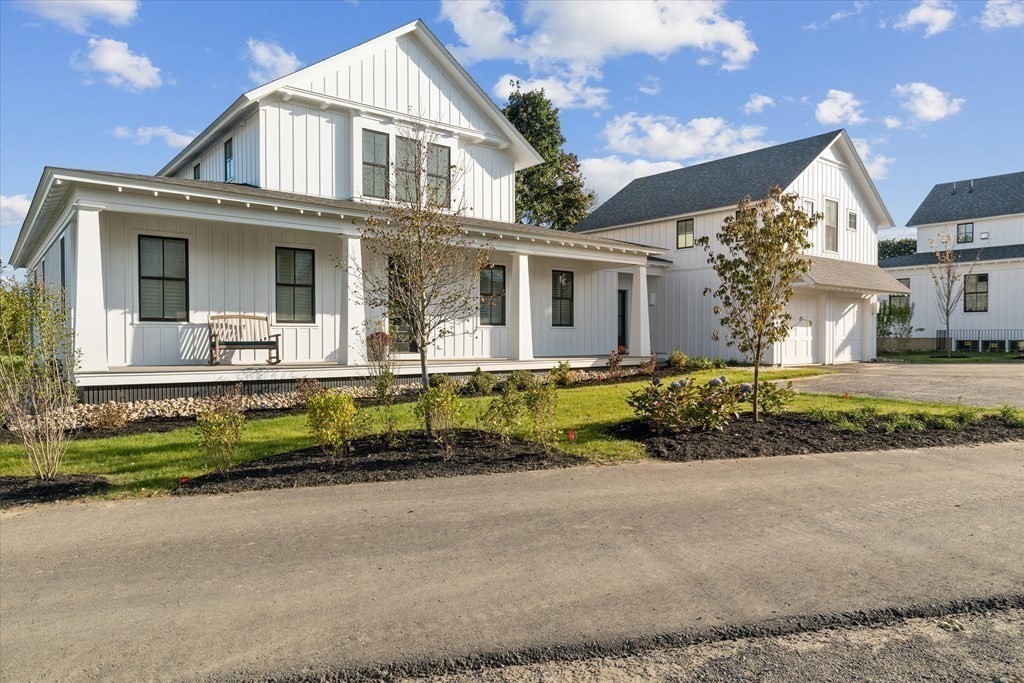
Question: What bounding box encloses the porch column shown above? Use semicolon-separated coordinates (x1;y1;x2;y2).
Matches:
629;265;651;357
509;252;533;361
345;235;365;365
74;206;108;372
817;293;831;365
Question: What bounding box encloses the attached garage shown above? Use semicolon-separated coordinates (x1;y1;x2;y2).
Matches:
832;296;864;362
780;294;820;365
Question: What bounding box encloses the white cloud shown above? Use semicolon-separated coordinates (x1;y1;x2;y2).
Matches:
804;1;866;29
979;0;1024;28
0;194;31;227
601;113;769;162
851;138;895;179
74;37;162;92
493;70;609;109
815;89;867;125
894;82;964;122
636;75;661;96
16;0;137;34
883;116;903;129
743;93;774;115
441;0;757;109
579;156;681;205
246;38;303;85
113;125;195;148
895;0;956;36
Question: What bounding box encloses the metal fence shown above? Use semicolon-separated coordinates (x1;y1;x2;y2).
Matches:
935;329;1024;353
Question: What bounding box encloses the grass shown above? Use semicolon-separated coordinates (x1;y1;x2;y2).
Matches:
0;365;1014;501
879;350;1022;364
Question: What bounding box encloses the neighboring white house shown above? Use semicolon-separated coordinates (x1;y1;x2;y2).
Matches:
880;171;1024;352
572;130;909;366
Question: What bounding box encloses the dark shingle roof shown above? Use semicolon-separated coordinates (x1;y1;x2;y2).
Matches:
879;244;1024;269
907;172;1024;227
572;130;842;232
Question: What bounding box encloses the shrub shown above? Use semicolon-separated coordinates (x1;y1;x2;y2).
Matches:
483;378;560;449
86;399;131;432
607;348;624;376
415;377;464;458
949;405;983;427
504;369;537;392
926;414;961;431
196;386;246;474
307;390;365;457
667;348;688;372
683;356;727;372
482;386;526;443
295;378;324;405
998;404;1024;428
639;350;658;376
808;405;878;432
626;376;742;434
752;381;795;415
881;413;926;433
548;360;575;387
465;367;497;396
521;381;559;449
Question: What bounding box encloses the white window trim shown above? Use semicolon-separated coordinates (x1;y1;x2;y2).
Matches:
847;210;858;231
823;196;840;254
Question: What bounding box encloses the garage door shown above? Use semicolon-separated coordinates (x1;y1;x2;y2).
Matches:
782;294;820;365
833;297;863;362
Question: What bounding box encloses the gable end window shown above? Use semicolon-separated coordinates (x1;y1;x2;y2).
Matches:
964;273;988;312
224;138;234;182
479;265;506;326
193;163;201;180
551;270;574;327
824;199;839;252
362;129;389;199
426;143;451;207
676;218;694;249
847;210;858;231
957;222;974;244
139;236;188;322
275;247;315;324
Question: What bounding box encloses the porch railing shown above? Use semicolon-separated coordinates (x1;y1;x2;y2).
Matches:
935;329;1024;353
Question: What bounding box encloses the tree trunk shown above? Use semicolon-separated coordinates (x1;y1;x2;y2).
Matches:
945;318;951;357
752;359;760;423
418;342;432;437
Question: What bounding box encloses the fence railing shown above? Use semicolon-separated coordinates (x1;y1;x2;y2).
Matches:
935;329;1024;353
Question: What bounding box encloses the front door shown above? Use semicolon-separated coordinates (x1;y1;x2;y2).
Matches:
617;289;628;351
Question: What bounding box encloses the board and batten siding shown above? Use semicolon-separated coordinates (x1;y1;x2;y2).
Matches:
914;213;1024;252
529;257;621;357
176;113;260;186
259;101;351;199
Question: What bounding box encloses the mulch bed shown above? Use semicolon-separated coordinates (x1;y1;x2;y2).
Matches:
174;429;583;496
621;414;1024;462
0;474;111;509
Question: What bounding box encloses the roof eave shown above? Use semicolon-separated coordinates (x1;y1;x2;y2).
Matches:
9;167;58;268
157;95;255;177
833;130;895;229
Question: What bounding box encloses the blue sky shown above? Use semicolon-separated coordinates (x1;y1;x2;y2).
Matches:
2;0;1023;261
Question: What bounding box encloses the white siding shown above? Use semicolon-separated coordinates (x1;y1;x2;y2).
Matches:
530;257;621;357
914;213;1024;252
259;101;351;199
175;113;260;185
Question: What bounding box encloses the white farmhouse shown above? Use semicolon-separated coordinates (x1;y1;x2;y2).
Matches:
880;172;1024;352
572;130;909;366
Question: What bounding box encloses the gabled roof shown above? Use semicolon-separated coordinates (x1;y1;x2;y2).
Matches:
572;130;894;232
158;20;544;177
804;256;909;294
879;244;1024;269
906;171;1024;227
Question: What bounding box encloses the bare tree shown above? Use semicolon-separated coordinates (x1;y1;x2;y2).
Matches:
340;126;492;433
928;233;979;357
0;272;80;479
698;186;818;422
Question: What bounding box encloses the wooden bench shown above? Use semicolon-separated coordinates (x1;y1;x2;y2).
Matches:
208;315;281;365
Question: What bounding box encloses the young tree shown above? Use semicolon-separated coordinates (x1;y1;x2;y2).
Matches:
928;233;979;357
501;84;595;230
0;273;80;480
342;126;491;434
698;186;819;422
877;301;922;354
878;237;917;260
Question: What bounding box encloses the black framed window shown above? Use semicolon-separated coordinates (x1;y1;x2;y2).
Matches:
387;257;417;352
224;138;234;182
139;236;188;322
964;273;988;312
824;199;839;251
479;265;506;326
362;129;389;199
59;236;66;290
889;278;910;308
193;163;201;180
396;136;419;203
957;222;974;244
847;210;858;231
551;270;574;327
426;143;450;207
676;218;694;249
275;247;315;323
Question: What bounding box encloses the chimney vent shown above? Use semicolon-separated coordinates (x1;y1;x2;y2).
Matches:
969;179;974;193
952;181;957;194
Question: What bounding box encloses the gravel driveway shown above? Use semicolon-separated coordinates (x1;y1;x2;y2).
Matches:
791;362;1024;407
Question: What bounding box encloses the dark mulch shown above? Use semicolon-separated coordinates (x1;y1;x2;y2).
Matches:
0;474;111;509
175;429;583;496
620;414;1024;462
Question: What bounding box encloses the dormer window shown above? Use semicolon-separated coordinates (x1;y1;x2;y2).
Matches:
957;222;974;244
362;130;389;199
224;138;234;182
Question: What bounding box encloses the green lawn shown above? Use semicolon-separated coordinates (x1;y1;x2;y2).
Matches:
1;365;1001;501
878;351;1023;364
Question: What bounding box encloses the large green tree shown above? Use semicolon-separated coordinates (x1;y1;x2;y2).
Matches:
501;84;595;230
878;238;917;260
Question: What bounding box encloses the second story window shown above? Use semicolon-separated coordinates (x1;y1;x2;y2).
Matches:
426;143;450;207
362;129;389;199
957;222;974;244
224;138;234;182
847;210;858;231
824;199;839;252
396;136;419;203
964;273;988;312
193;163;201;180
676;218;694;249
